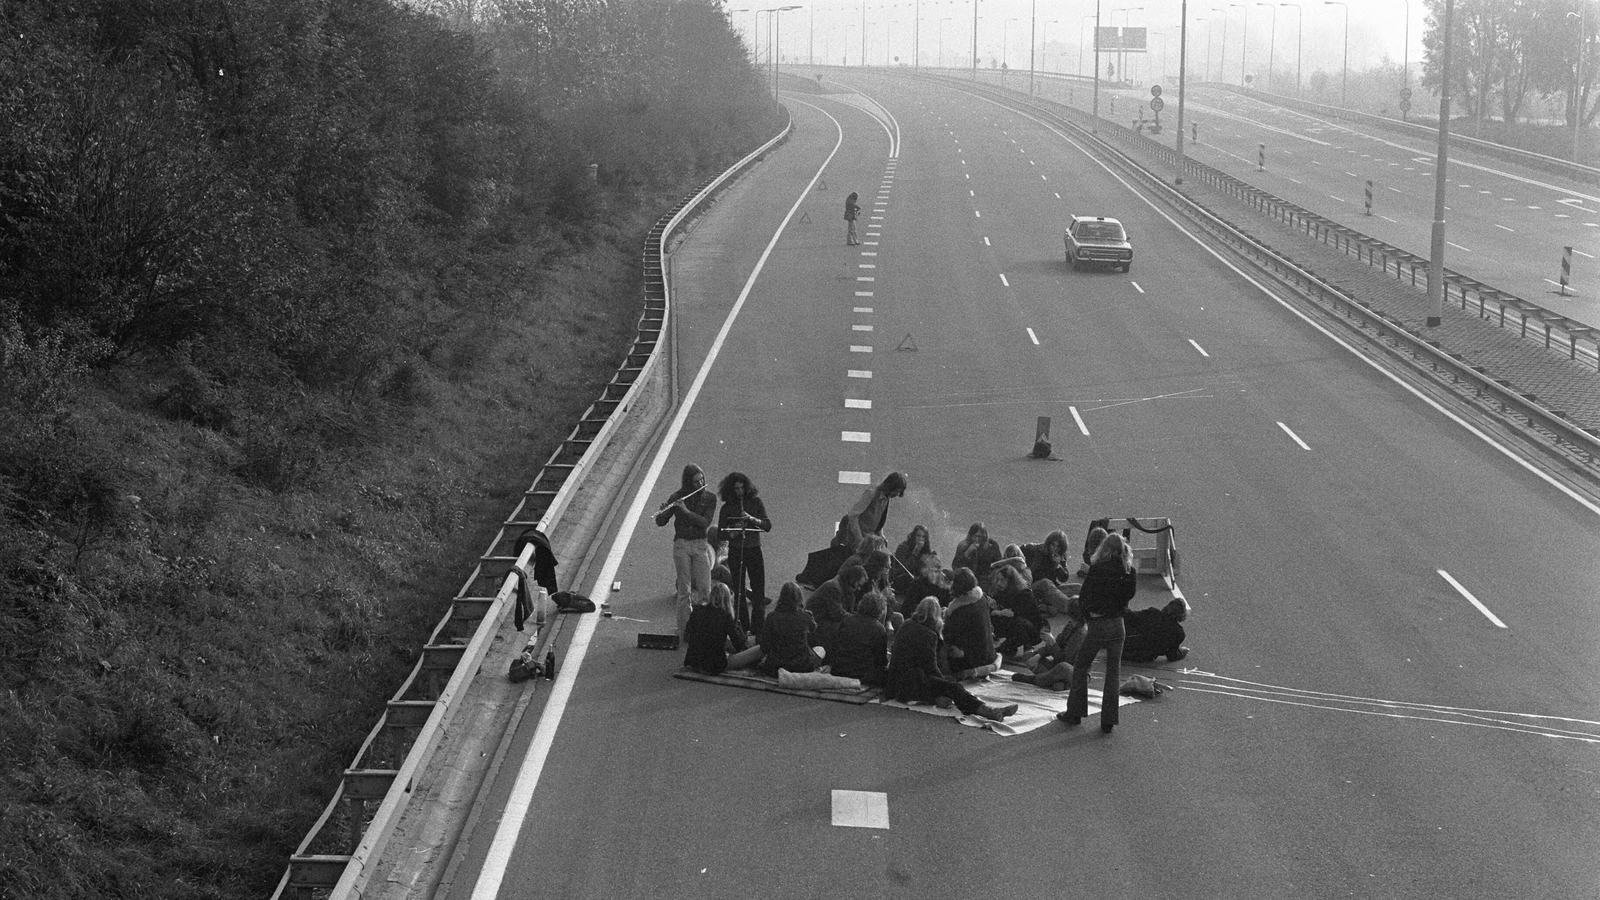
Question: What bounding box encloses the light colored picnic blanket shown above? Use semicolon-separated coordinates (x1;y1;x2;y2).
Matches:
877;673;1139;736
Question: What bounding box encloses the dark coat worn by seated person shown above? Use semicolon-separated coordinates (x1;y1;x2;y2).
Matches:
682;602;748;675
1120;599;1189;663
758;584;823;676
828;595;890;686
941;569;996;678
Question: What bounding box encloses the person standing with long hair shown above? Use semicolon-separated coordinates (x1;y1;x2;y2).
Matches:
654;463;716;637
1059;532;1138;734
844;191;861;245
716;472;772;634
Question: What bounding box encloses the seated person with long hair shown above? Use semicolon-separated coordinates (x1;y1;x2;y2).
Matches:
942;568;1000;681
828;592;891;686
886;597;1016;721
683;583;760;675
758;581;824;676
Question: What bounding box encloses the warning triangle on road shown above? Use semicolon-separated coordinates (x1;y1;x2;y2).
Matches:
816;179;828;191
798;212;811;225
896;333;918;352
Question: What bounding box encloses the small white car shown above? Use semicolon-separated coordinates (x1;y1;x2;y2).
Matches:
1064;216;1134;273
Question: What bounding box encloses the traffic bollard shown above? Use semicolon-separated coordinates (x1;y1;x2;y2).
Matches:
1560;246;1572;296
1365;180;1373;216
1258;143;1265;171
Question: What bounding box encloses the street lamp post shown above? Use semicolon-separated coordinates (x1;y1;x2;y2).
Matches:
972;0;980;79
1176;0;1191;183
1114;7;1144;86
1571;6;1589;163
772;5;801;96
1029;0;1037;95
1279;2;1300;95
1402;0;1411;120
940;17;953;68
1043;20;1061;74
1081;14;1097;77
1428;0;1456;327
1212;7;1227;83
1325;1;1347;106
1255;2;1277;92
1230;3;1248;86
1003;17;1019;71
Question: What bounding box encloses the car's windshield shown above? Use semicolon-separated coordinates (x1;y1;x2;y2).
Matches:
1076;222;1126;242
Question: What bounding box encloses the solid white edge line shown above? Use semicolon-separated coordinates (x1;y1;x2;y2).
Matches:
467;99;850;900
1438;569;1507;628
949;86;1600;520
1069;406;1089;435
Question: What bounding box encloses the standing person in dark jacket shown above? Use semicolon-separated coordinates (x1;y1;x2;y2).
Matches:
837;471;907;548
758;582;824;676
654;463;717;637
844;191;861;245
1059;532;1138;733
716;472;772;634
886;598;1016;721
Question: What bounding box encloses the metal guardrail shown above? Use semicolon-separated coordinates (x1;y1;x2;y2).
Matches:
1204;83;1600;188
271;109;794;900
919;73;1600;467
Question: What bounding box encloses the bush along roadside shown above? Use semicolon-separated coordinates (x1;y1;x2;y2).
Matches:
0;1;780;897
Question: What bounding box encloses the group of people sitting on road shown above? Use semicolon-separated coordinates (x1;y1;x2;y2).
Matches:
660;468;1190;729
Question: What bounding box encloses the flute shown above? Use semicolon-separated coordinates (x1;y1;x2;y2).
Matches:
657;483;705;514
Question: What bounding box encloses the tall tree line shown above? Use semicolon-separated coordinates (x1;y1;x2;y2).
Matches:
1422;0;1599;126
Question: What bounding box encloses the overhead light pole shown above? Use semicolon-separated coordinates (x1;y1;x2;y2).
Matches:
1402;0;1411;120
1081;14;1097;78
1255;2;1277;92
1570;6;1589;163
1279;3;1300;94
1029;0;1038;94
1230;3;1249;86
1043;19;1061;75
771;5;801;95
1325;1;1347;106
972;0;980;79
940;17;953;68
1211;7;1226;82
1427;0;1455;327
1176;0;1191;183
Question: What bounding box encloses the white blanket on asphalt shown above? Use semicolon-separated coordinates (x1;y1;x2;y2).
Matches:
876;674;1138;736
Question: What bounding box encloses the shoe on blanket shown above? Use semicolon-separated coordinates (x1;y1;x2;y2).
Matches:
1166;647;1189;662
1056;711;1082;726
1011;672;1038;685
933;696;955;710
976;703;1018;721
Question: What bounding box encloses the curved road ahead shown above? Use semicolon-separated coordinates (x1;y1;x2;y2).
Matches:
450;72;1600;900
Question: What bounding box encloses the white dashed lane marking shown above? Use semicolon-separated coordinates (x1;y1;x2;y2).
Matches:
1189;339;1209;357
1438;570;1506;629
845;399;872;409
1277;422;1311;450
1069;406;1089;436
848;370;872;378
841;431;871;443
1026;328;1039;345
838;471;872;484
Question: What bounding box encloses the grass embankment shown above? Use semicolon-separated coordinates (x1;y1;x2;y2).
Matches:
0;1;777;897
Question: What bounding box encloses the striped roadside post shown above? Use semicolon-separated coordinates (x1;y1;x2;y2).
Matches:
1258;143;1265;171
1364;180;1373;216
1560;246;1572;296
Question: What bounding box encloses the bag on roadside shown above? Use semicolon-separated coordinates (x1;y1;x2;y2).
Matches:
550;591;596;613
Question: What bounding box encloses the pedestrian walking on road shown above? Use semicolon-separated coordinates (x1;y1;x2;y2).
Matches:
654;463;717;637
844;191;861;245
1059;532;1137;734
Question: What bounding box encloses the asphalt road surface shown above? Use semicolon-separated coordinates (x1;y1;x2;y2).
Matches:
451;72;1600;900
1097;83;1600;329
